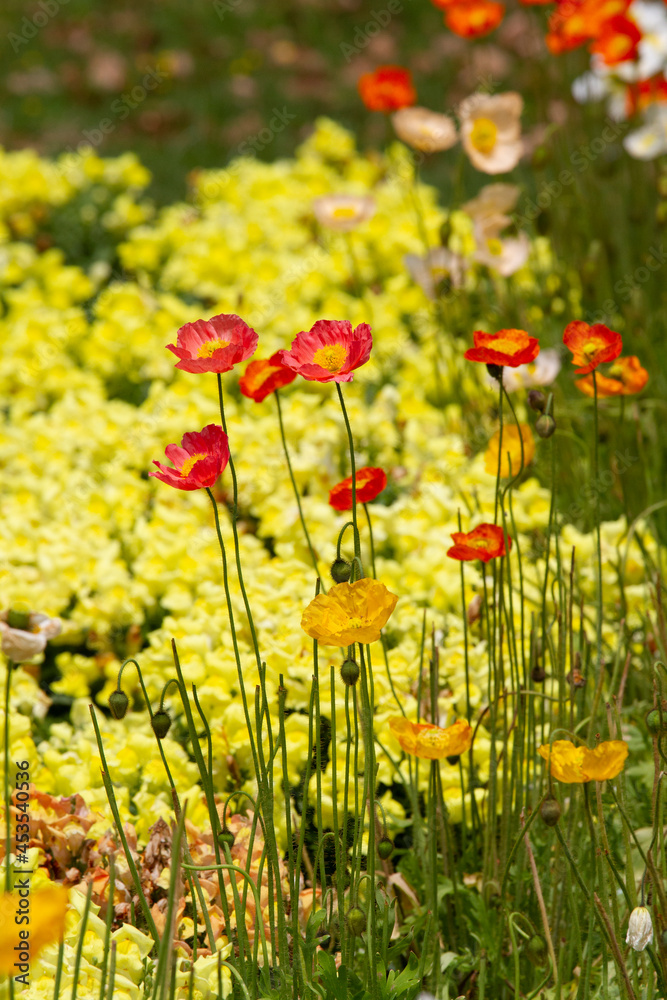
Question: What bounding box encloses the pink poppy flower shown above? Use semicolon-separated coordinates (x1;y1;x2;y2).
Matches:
150;424;229;491
167;314;258;374
277;320;373;384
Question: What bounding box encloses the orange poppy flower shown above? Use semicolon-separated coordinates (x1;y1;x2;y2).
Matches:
301;578;398;646
239;352;297;403
484;423;535;477
575;355;648;397
538;739;628;782
0;883;69;974
329;467;387;511
464;328;540;367
563;320;623;374
358;66;417;113
447;523;510;563
591;14;641;64
389;717;473;760
546;0;631;53
442;0;505;37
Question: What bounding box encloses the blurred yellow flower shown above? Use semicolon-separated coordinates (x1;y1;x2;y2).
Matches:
389;717;472;760
0;883;68;975
537;739;628;783
484;424;535;477
301;579;398;646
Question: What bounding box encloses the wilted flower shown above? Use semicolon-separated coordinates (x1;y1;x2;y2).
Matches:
239;352;297;402
447;523;510;562
150;424;229;491
392;107;458;152
626;906;653;951
563;320;623;374
277;319;373;384
0;611;61;662
167;313;258;374
576;355;648;396
484;423;535;476
329;467;387;511
537;738;629;782
358;65;416;112
404;247;466;299
460;92;523;174
312;194;376;232
388;716;473;759
301;578;398;646
465;328;540;367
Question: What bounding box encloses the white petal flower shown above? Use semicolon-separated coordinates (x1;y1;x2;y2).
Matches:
0;612;62;662
626;906;653;951
624;105;667;159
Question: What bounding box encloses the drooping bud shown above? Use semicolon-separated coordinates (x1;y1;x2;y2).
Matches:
151;709;172;740
531;664;546;683
377;837;394;860
646;709;667;735
446;755;461;766
535;414;556;439
340;658;360;686
540;797;561;828
486;363;503;382
347;906;367;936
331;558;352;583
525;934;547;966
109;689;129;720
527;390;546;413
217;828;235;850
626;906;653;951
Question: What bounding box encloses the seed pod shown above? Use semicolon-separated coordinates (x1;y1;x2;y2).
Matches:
525;934;547;967
535;414;556;439
151;709;172;740
109;689;129;720
377;837;394;860
330;558;352;583
527;389;546;413
340;658;360;686
217;828;235;850
646;709;667;735
486;363;503;382
540;797;561;827
347;906;367;936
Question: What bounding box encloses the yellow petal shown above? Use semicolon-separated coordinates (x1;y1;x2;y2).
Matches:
581;740;628;781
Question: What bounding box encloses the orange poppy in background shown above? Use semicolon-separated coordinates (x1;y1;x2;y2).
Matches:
563;320;623;374
576;355;648;396
329;467;387;511
358;66;417;112
447;523;510;563
464;328;540;367
591;14;641;64
538;739;628;782
484;423;535;476
442;0;505;37
546;0;631;53
239;352;297;403
389;717;473;760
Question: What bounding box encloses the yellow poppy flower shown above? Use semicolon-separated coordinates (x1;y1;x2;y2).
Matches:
301;578;398;647
389;717;473;760
0;883;69;975
484;424;535;478
537;739;628;783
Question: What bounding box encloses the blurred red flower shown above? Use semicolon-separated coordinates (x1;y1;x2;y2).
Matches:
329;467;387;511
591;14;641;64
167;313;258;374
358;66;416;112
464;328;540;367
150;424;229;491
563;320;622;374
576;355;648;396
277;320;373;384
239;352;297;402
447;523;510;562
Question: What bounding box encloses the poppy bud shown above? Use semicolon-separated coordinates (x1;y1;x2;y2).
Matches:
535;414;556;439
486;363;503;382
626;906;653;951
377;837;394;860
446;755;461;766
347;906;367;936
531;664;546;683
151;709;172;739
566;668;586;689
109;689;129;720
467;593;483;625
525;934;547;966
646;709;667;735
331;558;352;583
540;797;561;827
340;658;360;685
217;828;235;850
527;390;546;413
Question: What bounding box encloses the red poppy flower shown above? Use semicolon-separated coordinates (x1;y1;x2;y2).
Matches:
150;424;229;491
546;0;631;53
591;14;641;64
277;320;373;384
563;320;623;374
575;355;648;396
464;329;540;367
358;66;417;113
447;523;510;563
239;352;297;403
329;467;387;511
167;313;258;374
443;0;505;37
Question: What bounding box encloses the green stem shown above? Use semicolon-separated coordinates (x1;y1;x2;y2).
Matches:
592;371;604;680
336;383;362;566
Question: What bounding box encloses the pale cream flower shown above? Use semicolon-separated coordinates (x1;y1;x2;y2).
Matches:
496;349;562;393
624;105;667;160
404;247;466;299
392;107;458;153
0;611;62;662
312;194;376;231
459;92;523;174
472;213;530;277
463;182;521;220
626;906;653;952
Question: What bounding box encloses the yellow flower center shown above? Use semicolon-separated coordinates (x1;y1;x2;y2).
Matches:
331;206;357;219
312;343;348;373
346;615;370;629
583;340;600;359
486;238;503;257
180;453;207;477
470;117;498;155
490;337;519;354
197;338;230;358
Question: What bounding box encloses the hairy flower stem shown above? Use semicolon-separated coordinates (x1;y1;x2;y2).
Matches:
592;372;604;683
359;644;379;1000
336;384;362;567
